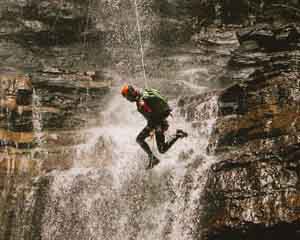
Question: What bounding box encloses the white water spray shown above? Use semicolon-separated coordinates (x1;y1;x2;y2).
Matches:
38;1;220;238
32;88;43;146
41;82;218;239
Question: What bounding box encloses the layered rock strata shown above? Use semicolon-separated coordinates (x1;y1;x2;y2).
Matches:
201;24;300;239
0;67;111;240
0;67;111;171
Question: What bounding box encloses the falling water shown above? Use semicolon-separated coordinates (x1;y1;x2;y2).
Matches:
32;89;43;147
18;1;220;239
39;84;218;239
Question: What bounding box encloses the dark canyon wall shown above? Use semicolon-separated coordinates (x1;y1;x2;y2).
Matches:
200;24;300;240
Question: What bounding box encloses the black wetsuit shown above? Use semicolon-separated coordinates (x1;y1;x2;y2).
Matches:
135;96;180;158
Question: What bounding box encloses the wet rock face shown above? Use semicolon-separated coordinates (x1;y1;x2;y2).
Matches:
0;0;113;71
203;24;300;239
1;0;89;45
212;24;300;148
0;69;33;133
0;1;114;237
0;68;110;130
0;59;111;240
0;67;111;174
151;0;300;27
0;69;32;110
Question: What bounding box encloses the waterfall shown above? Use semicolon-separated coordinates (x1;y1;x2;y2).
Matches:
32;89;43;147
39;87;218;240
0;1;226;239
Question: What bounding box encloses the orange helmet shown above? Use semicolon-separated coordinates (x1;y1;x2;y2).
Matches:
121;85;139;102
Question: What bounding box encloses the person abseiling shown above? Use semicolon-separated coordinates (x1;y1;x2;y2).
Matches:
121;84;188;169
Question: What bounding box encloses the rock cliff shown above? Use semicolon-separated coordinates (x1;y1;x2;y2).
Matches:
200;24;300;239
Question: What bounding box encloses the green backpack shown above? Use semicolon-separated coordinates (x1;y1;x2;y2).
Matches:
142;88;171;118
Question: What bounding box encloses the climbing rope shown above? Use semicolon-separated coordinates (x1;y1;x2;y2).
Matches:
133;0;148;88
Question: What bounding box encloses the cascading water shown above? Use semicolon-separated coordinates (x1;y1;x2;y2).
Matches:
0;1;246;240
39;82;218;240
5;1;228;239
32;89;43;147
